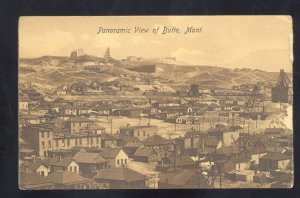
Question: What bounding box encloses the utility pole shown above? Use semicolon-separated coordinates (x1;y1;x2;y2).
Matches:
148;98;151;125
111;99;113;134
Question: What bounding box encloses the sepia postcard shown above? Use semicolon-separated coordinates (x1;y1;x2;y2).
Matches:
18;16;293;189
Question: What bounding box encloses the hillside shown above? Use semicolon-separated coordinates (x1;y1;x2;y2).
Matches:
19;55;285;91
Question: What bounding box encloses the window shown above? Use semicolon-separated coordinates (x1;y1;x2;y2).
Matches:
48;141;51;148
121;159;123;165
91;137;93;144
79;138;82;145
62;140;65;147
75;139;78;145
70;166;73;172
73;123;75;127
74;166;77;173
96;137;99;144
124;159;127;164
87;137;89;144
137;132;140;136
41;132;44;138
67;139;70;146
143;131;146;136
56;140;58;147
79;122;81;127
41;141;45;149
117;159;120;165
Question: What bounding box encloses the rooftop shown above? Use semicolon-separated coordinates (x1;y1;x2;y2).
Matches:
93;167;147;182
73;152;107;164
46;170;91;185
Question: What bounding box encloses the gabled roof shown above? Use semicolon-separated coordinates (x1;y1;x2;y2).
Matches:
46;170;91;185
93;167;147;182
113;133;141;144
19;161;47;172
143;134;174;146
73;152;107;164
99;148;124;159
41;158;75;167
134;147;155;157
19;172;53;187
159;169;209;187
259;152;290;161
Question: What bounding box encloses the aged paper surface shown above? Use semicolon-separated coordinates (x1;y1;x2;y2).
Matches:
18;16;293;189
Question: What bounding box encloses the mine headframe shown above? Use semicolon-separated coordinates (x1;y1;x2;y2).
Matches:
243;85;265;119
271;69;292;104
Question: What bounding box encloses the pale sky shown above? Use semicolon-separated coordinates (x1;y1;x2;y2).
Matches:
19;16;293;72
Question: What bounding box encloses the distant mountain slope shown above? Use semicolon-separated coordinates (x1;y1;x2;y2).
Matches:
227;49;292;72
19;55;284;90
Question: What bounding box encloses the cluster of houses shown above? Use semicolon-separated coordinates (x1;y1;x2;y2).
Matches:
19;111;293;189
18;82;293;189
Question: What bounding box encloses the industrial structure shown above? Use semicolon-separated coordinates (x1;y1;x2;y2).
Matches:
271;69;292;104
104;47;111;61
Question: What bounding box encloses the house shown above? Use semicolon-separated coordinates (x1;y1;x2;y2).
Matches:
158;169;210;189
19;114;42;124
113;133;141;147
65;116;93;133
259;152;291;171
69;82;88;95
213;146;241;161
119;125;158;141
101;133;118;148
19;161;49;177
208;127;240;146
89;125;106;134
133;147;159;163
264;127;285;138
112;107;142;117
19;96;30;111
156;155;197;172
99;148;129;168
73;151;108;177
196;136;223;156
93;167;148;189
19;171;55;190
123;142;144;157
42;157;79;174
56;87;67;95
46;170;94;189
143;134;175;149
226;170;255;182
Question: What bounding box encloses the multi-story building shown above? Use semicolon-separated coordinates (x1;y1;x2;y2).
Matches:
65;116;93;133
22;124;101;157
119;125;158;141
